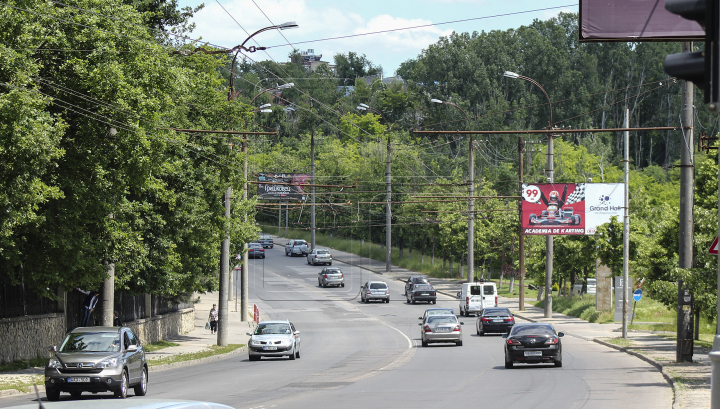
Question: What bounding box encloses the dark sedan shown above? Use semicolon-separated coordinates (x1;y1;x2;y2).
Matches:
404;275;430;296
476;307;515;335
503;323;564;368
248;243;265;259
406;283;436;304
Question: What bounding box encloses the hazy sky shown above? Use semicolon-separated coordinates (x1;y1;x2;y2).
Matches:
175;0;577;76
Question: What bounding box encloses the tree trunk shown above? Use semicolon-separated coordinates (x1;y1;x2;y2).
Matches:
421;235;426;264
537;285;544;301
509;276;515;294
399;235;404;258
443;251;446;271
449;253;454;278
431;236;436;266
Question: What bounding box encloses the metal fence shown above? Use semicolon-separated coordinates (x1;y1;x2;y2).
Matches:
0;276;58;319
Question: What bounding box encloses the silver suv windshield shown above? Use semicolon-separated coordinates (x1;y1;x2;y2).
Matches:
254;323;292;335
60;332;121;352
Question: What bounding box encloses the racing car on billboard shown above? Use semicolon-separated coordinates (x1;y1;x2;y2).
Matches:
528;206;581;225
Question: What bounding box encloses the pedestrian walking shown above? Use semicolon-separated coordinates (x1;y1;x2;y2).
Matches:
113;311;123;327
77;288;100;327
208;304;219;334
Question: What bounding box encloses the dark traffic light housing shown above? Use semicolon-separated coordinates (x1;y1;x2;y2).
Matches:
664;0;720;109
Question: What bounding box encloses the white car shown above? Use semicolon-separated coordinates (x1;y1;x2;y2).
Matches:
247;320;300;361
307;248;332;265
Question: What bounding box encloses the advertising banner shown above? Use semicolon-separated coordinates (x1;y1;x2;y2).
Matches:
257;172;310;201
521;183;624;235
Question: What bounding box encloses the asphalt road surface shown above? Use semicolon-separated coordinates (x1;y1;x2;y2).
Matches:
1;246;672;408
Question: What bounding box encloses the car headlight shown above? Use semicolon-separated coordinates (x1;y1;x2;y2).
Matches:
47;358;62;369
250;340;261;346
96;357;119;369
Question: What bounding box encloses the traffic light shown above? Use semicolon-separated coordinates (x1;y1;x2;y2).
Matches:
663;0;720;108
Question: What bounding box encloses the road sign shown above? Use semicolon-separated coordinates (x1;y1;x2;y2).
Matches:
633;289;642;302
710;236;720;254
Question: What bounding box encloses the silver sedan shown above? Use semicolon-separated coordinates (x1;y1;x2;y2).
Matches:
318;267;344;287
307;248;332;265
247;321;301;361
419;314;464;347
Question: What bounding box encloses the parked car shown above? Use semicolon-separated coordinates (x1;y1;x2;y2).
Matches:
418;308;454;321
404;275;430;296
476;307;515;335
285;239;308;257
360;281;390;303
503;323;564;368
407;283;436;304
318;267;344;287
45;326;148;400
571;278;597;295
457;281;498;316
307;248;332;265
419;314;464;347
258;233;274;249
247;320;300;361
248;243;265;259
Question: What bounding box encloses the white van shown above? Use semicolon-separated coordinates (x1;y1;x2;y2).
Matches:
457;282;497;316
571;278;597;295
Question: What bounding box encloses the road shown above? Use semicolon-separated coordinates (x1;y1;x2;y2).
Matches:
0;246;672;408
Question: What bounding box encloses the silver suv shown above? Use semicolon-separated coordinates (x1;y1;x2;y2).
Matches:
285;239;308;257
45;326;148;400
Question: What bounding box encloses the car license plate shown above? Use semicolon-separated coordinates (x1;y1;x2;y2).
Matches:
493;319;504;323
262;346;277;351
435;327;451;332
422;293;429;296
68;377;90;383
524;351;542;356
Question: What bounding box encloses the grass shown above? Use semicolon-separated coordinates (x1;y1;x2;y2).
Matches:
0;357;48;373
143;340;180;352
605;337;633;347
532;296;615;323
147;344;244;367
0;375;44;393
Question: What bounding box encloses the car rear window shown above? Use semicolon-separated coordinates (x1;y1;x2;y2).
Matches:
325;269;341;274
483;308;510;316
427;309;454;316
511;324;555;336
317;250;330;254
470;286;481;295
427;316;457;324
294;240;307;245
414;284;433;291
413;277;429;284
483;285;495;295
369;283;387;289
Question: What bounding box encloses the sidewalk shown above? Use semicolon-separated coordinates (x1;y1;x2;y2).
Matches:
318;238;712;409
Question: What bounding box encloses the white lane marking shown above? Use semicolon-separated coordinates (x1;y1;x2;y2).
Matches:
377;320;413;349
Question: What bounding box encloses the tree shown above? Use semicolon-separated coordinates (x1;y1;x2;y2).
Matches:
334;52;382;86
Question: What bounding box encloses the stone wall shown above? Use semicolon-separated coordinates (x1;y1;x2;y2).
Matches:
0;307;194;364
0;313;65;363
126;308;195;345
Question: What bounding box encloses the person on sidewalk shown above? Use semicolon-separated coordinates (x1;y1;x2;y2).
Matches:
77;288;100;327
113;311;123;327
208;304;219;335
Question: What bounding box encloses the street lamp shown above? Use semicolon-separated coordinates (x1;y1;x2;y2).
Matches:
357;104;392;273
431;98;474;283
250;83;295;104
504;70;554;318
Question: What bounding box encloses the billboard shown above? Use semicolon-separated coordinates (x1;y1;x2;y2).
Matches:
579;0;704;42
521;183;624;235
257;172;310;201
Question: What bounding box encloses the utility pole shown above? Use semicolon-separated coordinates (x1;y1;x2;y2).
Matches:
102;126;117;327
310;102;316;250
678;40;695;360
386;132;392;273
623;109;630;338
218;187;231;346
241;137;249;321
544;132;554;318
468;135;474;283
518;136;525;311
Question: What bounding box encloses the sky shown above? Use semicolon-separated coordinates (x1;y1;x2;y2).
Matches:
175;0;578;76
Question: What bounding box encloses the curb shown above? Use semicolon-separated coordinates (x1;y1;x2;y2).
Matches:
148;345;247;373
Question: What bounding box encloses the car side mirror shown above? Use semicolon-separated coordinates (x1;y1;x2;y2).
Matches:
456;292;461;298
294;331;300;335
418;323;422;326
49;346;57;352
501;334;508;338
418;317;423;320
246;332;253;336
558;332;564;337
126;345;138;352
460;322;464;325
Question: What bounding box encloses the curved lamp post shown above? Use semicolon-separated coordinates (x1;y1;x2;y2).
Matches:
431;98;474;283
504;70;554;318
357;104;392;273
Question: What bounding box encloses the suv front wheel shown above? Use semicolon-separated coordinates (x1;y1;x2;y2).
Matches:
115;369;128;399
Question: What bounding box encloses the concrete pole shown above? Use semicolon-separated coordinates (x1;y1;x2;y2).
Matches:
278;203;282;237
710;337;720;409
468;136;474;283
622;108;630;339
102;262;114;326
285;203;288;237
241;138;249;321
518;136;525;311
311;129;316;250
218;187;231;346
386;134;392;273
544;134;554;318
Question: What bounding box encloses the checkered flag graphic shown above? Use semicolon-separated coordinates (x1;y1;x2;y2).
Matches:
565;183;585;204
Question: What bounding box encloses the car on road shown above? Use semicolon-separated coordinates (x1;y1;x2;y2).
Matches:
307;248;332;265
360;281;390;303
476;307;515;335
503;323;564;368
285;239;308;257
404;275;430;296
458;281;498;316
418;307;454;321
248;243;266;259
318;266;345;287
407;283;436;304
45;326;148;400
247;320;301;361
258;233;274;249
419;314;464;347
